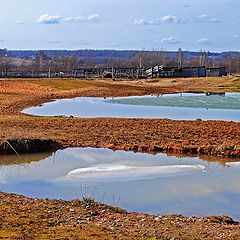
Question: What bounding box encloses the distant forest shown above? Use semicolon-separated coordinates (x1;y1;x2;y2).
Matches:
0;48;240;73
2;49;234;59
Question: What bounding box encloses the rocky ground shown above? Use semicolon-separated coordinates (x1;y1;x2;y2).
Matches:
0;77;240;239
1;192;240;240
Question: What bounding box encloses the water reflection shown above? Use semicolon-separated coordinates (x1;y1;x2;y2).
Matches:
0;152;52;166
1;148;240;219
23;93;240;121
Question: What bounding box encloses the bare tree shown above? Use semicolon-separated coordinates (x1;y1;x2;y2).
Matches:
176;48;183;67
0;57;12;74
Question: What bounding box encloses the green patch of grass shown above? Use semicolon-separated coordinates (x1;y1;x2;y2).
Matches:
148;237;157;240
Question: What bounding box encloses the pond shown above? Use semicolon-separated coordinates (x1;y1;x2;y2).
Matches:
22;92;240;121
1;148;240;220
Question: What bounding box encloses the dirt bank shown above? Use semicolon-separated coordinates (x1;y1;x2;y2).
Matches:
0;139;62;154
1;192;240;240
0;117;239;158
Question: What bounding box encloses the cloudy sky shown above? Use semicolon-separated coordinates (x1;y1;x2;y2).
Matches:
0;0;240;51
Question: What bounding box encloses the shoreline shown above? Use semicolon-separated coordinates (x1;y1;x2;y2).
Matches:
0;77;240;239
0;78;239;158
0;191;240;239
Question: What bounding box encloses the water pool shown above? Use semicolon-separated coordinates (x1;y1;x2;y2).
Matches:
23;93;240;121
1;148;240;219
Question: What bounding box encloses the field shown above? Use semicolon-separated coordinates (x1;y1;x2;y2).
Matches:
0;76;240;239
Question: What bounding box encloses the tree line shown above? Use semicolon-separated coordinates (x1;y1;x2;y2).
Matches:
0;48;240;74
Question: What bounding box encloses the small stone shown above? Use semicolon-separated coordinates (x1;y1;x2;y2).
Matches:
155;216;162;221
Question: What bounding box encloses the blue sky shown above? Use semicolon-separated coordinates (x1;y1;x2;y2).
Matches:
0;0;240;51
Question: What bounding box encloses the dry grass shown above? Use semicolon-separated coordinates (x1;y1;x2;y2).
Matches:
0;77;240;239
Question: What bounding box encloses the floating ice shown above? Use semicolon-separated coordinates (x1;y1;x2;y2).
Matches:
225;162;240;167
64;164;206;181
68;165;133;175
107;93;240;110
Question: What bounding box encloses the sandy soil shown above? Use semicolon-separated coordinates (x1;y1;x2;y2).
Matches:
0;77;240;239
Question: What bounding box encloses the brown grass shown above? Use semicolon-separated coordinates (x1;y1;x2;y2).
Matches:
0;77;240;239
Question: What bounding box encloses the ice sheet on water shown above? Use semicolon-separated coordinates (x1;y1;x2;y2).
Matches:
107;93;240;110
225;162;240;167
64;164;206;181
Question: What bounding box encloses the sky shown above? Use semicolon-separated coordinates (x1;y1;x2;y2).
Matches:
0;0;240;51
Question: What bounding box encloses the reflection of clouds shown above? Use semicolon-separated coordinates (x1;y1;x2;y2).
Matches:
0;165;34;184
63;151;99;164
63;148;140;165
74;99;99;104
2;147;240;218
63;149;205;172
62;148;126;166
143;171;240;202
69;97;103;105
0;172;8;184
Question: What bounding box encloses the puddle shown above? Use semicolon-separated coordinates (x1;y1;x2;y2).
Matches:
23;93;240;121
1;148;240;219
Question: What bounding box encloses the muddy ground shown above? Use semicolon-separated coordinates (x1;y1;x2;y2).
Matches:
0;77;240;239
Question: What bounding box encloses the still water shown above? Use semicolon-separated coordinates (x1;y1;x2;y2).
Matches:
23;93;240;121
1;148;240;219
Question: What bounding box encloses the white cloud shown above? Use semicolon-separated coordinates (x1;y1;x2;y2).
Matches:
37;14;100;24
198;38;213;45
157;36;181;44
64;14;100;23
207;18;219;23
161;15;182;23
132;14;219;26
198;15;220;23
37;14;61;24
198;14;208;19
132;15;184;25
133;19;148;25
